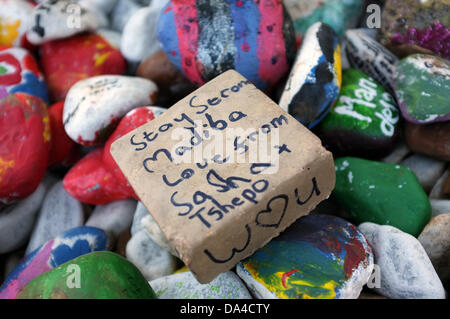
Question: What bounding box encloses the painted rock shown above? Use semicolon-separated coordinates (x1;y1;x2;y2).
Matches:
121;6;161;63
404;121;450;162
86;199;137;239
379;0;449;59
0;181;46;254
0;226;109;299
111;0;143;32
334;157;431;237
359;222;445;299
0;93;50;205
47;101;77;166
150;271;252;299
40;33;127;101
400;154;446;193
236;214;373;299
0;46;48;103
136;50;196;107
26;0;100;45
284;0;364;38
157;0;296;91
26;181;84;255
63;75;158;146
125;229;177;281
394;54;450;124
77;0;109;28
63;148;134;205
96;28;122;50
418;213;450;282
318;69;399;158
79;0;118;15
0;0;34;47
16;251;157;299
279;22;341;128
344;29;399;96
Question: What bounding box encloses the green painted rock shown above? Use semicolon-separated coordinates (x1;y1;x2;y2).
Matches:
393;54;450;124
319;69;399;158
334;157;431;237
16;251;157;299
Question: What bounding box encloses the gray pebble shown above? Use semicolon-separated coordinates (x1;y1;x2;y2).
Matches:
430;199;450;218
401;154;446;193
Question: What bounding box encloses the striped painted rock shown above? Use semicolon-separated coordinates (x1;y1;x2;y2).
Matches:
236;214;374;299
157;0;296;91
279;22;341;128
0;0;34;47
0;226;109;299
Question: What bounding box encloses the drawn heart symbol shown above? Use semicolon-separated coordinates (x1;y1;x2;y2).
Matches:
255;194;289;228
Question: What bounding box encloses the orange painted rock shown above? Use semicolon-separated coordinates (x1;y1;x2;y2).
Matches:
0;93;50;205
40;33;126;102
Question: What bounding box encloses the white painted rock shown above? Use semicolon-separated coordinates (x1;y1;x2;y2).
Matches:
78;0;118;14
430;199;450;218
126;229;177;281
86;199;137;239
26;0;100;45
121;6;162;63
77;0;109;28
63;75;158;145
419;214;450;282
111;0;143;32
359;222;446;299
150;271;252;299
430;170;449;199
0;182;46;254
25;181;84;255
141;214;178;257
131;201;148;236
401;154;446;193
96;28;121;49
0;0;34;47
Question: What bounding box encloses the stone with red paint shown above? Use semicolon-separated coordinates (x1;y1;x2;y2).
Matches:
40;33;127;101
0;93;50;205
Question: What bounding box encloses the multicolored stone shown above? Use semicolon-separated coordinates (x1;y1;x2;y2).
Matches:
334;157;431;237
0;226;109;299
16;251;157;299
319;69;399;158
393;54;450;124
0;0;34;47
236;214;374;299
157;0;296;91
279;22;341;128
0;93;50;205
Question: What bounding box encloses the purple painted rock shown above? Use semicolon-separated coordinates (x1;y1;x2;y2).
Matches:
0;226;109;299
157;0;296;91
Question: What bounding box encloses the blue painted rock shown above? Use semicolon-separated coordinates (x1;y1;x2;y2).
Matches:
344;29;399;96
157;0;296;91
0;226;109;299
279;22;341;128
236;214;374;299
0;0;34;47
0;46;49;103
318;69;399;158
393;54;450;124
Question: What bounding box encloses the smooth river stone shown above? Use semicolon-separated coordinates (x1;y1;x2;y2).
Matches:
393;54;450;124
131;201;149;236
157;0;296;91
26;181;85;255
0;226;109;299
319;68;399;158
237;214;374;299
400;154;446;193
26;0;100;45
141;213;179;257
63;75;158;146
0;93;50;205
150;271;252;299
0;46;49;103
16;251;157;299
279;22;341;129
0;0;34;47
430;199;450;218
359;222;445;299
0;182;46;254
430;169;449;199
418;213;450;282
344;29;398;96
334;157;431;237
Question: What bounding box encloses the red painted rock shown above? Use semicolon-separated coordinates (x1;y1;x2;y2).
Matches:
47;101;77;167
40;33;127;101
0;93;50;204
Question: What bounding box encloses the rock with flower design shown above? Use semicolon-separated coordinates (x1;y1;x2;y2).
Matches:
63;75;158;146
236;214;374;299
40;33;127;101
0;226;109;299
0;0;34;47
0;93;50;205
318;69;399;158
0;46;48;103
